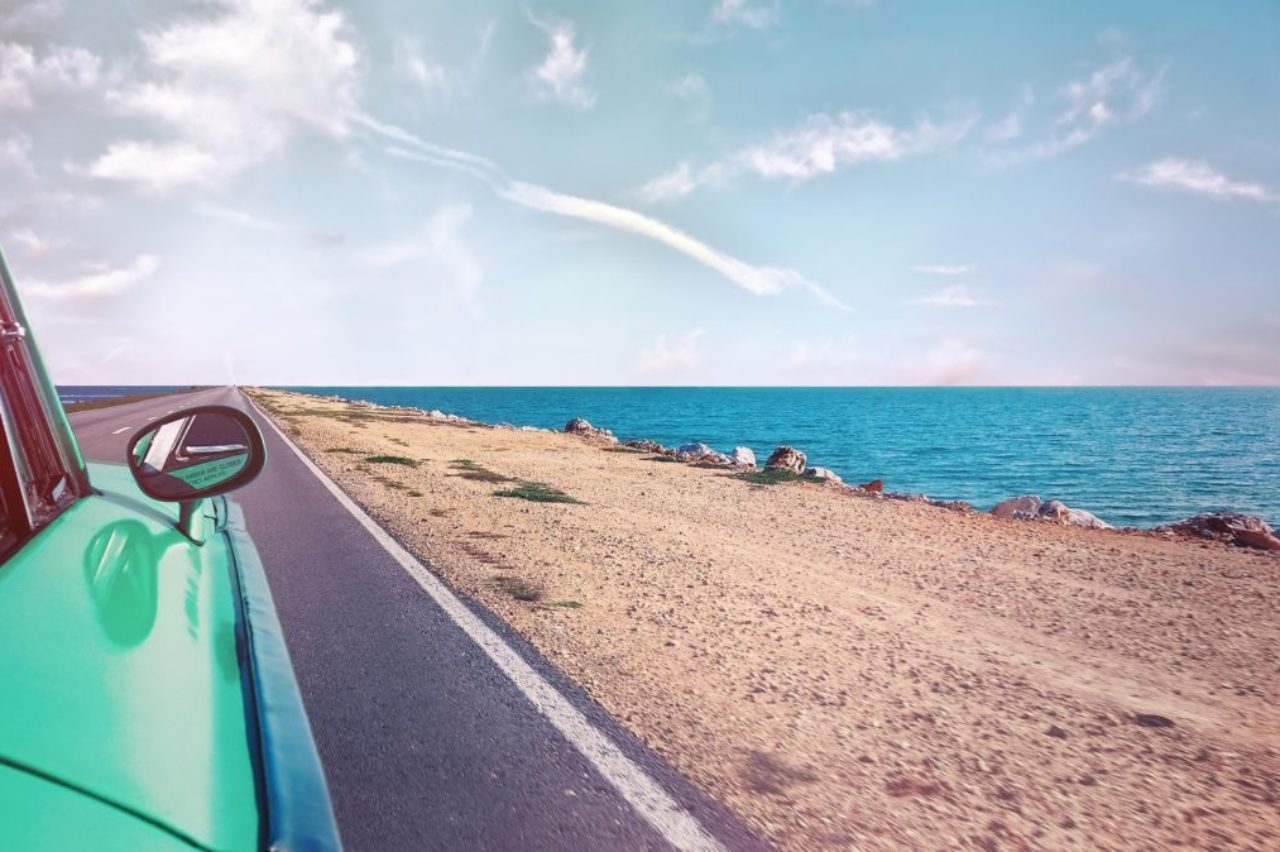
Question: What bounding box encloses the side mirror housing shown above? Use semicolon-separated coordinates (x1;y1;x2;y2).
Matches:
126;405;266;539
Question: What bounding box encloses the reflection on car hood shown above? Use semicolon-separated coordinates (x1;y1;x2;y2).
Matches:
0;462;260;849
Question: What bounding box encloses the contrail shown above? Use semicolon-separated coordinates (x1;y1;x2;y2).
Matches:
350;111;846;310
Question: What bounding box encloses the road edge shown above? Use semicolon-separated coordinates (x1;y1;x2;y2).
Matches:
240;389;728;852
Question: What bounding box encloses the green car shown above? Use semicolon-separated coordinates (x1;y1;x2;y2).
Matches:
0;252;340;850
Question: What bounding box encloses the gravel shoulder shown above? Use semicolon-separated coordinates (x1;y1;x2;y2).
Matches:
250;388;1280;850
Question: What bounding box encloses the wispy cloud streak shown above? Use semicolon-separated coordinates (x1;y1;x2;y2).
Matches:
1122;158;1274;203
21;254;159;300
361;114;844;309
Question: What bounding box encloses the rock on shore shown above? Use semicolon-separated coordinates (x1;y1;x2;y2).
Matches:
624;439;670;454
765;446;806;474
564;417;617;443
676;442;714;462
1157;512;1280;552
730;447;756;468
992;494;1113;530
804;466;843;484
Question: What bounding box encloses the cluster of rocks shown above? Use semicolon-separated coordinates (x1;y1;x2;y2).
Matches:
1155;512;1280;552
561;414;1279;553
613;437;758;468
763;446;888;490
563;418;618;443
991;494;1113;530
989;496;1280;553
424;409;477;425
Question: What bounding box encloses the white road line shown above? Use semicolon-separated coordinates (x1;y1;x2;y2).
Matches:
241;392;724;852
112;426;130;435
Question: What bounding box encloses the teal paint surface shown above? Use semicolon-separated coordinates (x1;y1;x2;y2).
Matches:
0;463;260;850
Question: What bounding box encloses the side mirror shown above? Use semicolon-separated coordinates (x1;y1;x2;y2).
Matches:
127;405;266;505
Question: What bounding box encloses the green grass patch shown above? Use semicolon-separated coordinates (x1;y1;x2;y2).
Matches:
493;481;584;504
739;469;813;486
603;445;646;453
450;459;513;483
547;600;583;609
646;455;681;463
494;576;543;602
365;455;419;467
326;447;364;454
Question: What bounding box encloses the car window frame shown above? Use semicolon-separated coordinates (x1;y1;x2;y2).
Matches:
0;248;89;555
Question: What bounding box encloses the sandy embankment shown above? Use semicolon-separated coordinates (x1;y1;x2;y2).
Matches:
249;388;1279;850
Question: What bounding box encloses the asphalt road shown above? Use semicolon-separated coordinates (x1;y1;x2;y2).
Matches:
69;386;763;851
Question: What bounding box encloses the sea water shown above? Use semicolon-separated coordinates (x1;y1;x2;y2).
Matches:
277;386;1280;529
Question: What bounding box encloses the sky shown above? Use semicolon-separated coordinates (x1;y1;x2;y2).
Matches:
1;0;1278;386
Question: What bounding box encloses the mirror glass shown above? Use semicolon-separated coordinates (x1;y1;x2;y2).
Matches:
129;410;254;500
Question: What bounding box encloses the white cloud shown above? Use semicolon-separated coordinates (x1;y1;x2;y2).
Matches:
81;141;223;191
913;284;989;308
364;110;842;309
528;15;594;109
671;73;709;102
500;180;844;308
6;227;59;259
397;23;493;106
1;0;65;33
712;0;779;30
0;40;99;110
0;189;100;232
635;162;697;204
993;53;1161;163
1122;158;1274;203
737;112;970;180
21;254;159;301
403;53;453;101
913;263;973;276
359;205;483;316
0;132;34;176
637;110;973;200
82;0;360;192
636;329;706;375
383;137;840;307
986;84;1034;142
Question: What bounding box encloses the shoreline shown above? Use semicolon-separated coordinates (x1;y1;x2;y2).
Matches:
61;386;206;414
247;386;1280;849
265;386;1279;543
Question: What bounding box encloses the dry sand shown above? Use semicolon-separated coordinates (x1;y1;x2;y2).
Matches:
250;388;1280;850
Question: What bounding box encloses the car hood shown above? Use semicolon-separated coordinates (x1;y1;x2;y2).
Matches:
0;761;191;851
0;462;259;850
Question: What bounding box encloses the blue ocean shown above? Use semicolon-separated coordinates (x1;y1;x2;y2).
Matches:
272;386;1279;529
58;385;188;405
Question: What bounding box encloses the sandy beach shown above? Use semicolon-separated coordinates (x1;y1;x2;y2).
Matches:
249;387;1279;850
